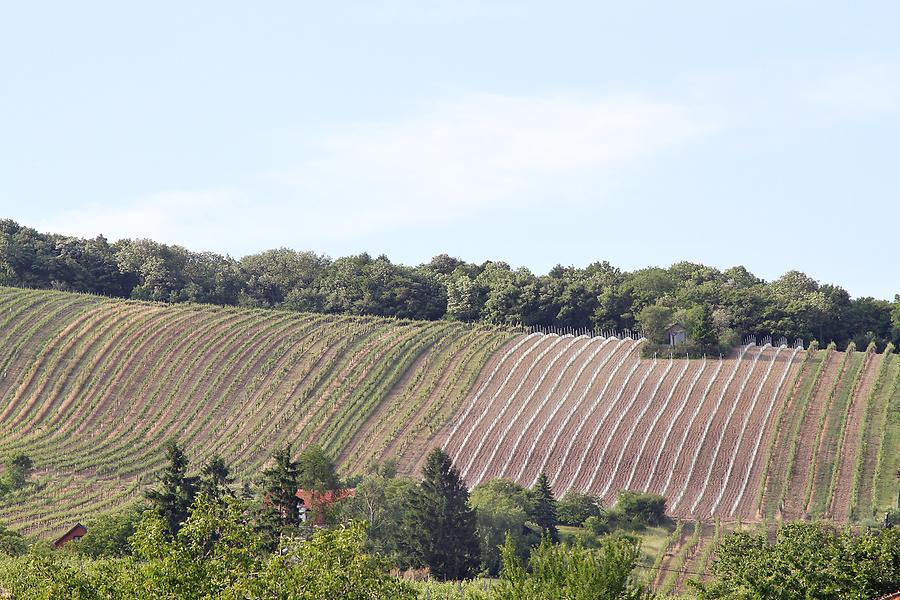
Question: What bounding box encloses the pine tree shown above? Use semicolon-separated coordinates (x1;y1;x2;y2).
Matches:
406;448;480;580
198;455;233;502
530;472;559;543
256;444;301;545
145;440;197;536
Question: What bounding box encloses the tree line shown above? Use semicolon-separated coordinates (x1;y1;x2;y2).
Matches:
2;218;899;350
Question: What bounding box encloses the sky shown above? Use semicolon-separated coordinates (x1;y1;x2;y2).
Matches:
2;1;899;300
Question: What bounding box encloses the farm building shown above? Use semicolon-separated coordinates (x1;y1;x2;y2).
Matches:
295;488;356;525
53;523;87;548
666;323;688;346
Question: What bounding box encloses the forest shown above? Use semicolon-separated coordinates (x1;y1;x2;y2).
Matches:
1;218;898;351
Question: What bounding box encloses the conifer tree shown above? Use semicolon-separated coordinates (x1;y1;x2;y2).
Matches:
198;455;233;502
406;448;479;580
256;444;301;545
145;440;197;536
530;472;559;543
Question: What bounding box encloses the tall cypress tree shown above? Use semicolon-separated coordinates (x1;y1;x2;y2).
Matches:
145;440;197;536
531;472;559;543
406;448;479;580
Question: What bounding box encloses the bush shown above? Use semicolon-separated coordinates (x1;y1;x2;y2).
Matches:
615;491;666;528
492;534;649;600
556;491;604;527
693;522;900;599
70;505;144;558
0;524;27;556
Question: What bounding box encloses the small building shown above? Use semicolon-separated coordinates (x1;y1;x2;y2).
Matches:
295;488;356;525
53;523;88;549
666;323;688;347
875;592;900;600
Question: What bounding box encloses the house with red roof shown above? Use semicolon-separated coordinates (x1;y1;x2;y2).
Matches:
295;488;356;525
53;523;88;549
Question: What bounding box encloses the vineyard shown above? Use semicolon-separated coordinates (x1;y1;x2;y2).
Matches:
443;331;899;525
0;286;898;548
0;287;512;539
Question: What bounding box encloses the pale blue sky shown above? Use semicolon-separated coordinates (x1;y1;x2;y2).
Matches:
2;2;898;299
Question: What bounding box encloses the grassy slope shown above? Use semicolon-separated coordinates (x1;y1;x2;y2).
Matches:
0;286;514;538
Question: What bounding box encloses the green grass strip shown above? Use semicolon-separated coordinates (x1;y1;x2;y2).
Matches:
772;344;832;517
803;344;852;515
849;344;894;520
755;342;816;516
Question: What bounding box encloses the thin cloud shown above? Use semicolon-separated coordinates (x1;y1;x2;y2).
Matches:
35;189;246;251
272;93;715;237
35;93;714;251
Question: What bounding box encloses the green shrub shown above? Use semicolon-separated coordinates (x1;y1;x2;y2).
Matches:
557;491;604;526
615;491;666;528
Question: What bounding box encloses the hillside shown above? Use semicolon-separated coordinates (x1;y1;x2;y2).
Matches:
0;286;897;541
443;334;899;523
0;287;512;538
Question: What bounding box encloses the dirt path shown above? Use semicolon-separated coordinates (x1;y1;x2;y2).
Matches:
643;360;717;496
498;336;604;485
444;334;551;462
549;339;643;493
674;521;718;593
514;337;618;486
570;358;653;495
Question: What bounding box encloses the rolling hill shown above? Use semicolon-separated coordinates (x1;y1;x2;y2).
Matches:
0;286;897;541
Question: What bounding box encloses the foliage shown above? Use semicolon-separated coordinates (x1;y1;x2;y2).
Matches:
0;522;27;556
556;491;604;527
254;521;417;600
468;479;538;574
0;496;414;599
492;534;650;600
72;505;144;557
145;440;197;536
4;452;33;491
529;472;559;543
296;444;341;492
256;444;303;546
405;448;480;580
2;217;896;349
692;521;900;600
636;304;674;345
615;491;667;529
197;455;234;502
342;471;419;567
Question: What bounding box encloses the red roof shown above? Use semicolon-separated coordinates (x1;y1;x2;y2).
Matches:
54;523;88;548
295;488;355;506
